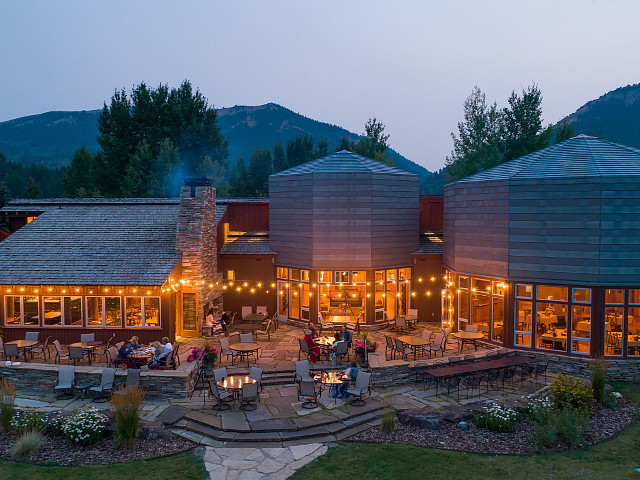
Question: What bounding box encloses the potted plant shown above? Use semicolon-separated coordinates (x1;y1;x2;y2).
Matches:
192;344;218;370
353;337;378;363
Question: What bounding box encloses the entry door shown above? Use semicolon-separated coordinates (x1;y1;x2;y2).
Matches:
179;291;199;337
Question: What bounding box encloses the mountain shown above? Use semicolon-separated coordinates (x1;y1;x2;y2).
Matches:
559;83;640;148
0;103;441;192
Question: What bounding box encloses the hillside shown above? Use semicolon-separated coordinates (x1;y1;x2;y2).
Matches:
559;83;640;148
0;103;440;191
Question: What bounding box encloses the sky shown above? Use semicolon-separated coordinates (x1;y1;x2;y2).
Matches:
1;1;639;171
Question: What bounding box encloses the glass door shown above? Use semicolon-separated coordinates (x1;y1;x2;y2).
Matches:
179;291;198;337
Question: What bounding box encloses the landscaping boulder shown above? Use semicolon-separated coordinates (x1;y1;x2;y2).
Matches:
397;408;445;430
442;405;474;423
457;421;469;430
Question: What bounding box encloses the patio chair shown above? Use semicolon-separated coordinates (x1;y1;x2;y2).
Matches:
213;367;227;382
484;369;501;393
448;355;462;364
80;333;95;343
53;340;69;364
294;360;313;383
115;342;124;350
256;306;268;316
466;324;479;333
517;362;536;386
93;333;116;361
534;362;548;386
163;348;177;370
124;368;141;388
173;342;182;367
334;340;349;364
208;379;232;411
3;343;19;362
384;335;396;360
69;346;88;365
298;379;320;409
219;337;239;364
89;368;116;402
240;333;253;343
298;338;310;361
25;332;39;341
430;333;446;357
394;316;409;333
413;360;429;384
107;347;118;368
241;306;252;319
250;366;264;391
346;371;371;406
31;336;51;362
421;329;433;342
318;313;332;334
240;382;260;411
462;372;484;399
54;366;75;398
501;366;516;388
437;375;460;399
394;337;413;360
255;319;272;342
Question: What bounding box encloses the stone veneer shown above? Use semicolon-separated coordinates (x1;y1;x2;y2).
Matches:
176;178;223;334
0;361;200;399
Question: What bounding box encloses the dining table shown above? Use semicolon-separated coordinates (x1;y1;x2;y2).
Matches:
69;341;103;365
217;375;258;406
314;371;348;402
314;336;335;360
230;342;260;366
129;347;154;366
397;335;431;359
233;322;263;333
243;313;267;322
6;340;39;362
452;331;484;352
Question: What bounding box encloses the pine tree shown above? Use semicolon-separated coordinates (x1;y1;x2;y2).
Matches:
63;145;95;197
272;142;288;173
313;138;329;159
248;148;272;196
25;177;41;199
229;157;252;197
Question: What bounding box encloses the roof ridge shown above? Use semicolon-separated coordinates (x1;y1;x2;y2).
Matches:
510;141;566;178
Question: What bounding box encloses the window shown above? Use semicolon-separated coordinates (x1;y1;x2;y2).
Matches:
514;301;532;347
573;288;591;303
290;269;300;281
571;305;591;354
290;284;300;319
277;281;288;317
492;297;504;343
86;297;121;327
126;297;142;327
4;296;39;326
182;293;197;331
64;297;83;326
386;269;396;282
319;271;330;283
386;280;396;319
352;271;366;284
605;289;624;304
301;283;310;320
628;293;640;357
459;276;469;289
398;268;410;280
537;285;568;302
301;270;310;282
375;271;384;284
472;278;491;294
472;292;490;337
145;297;160;327
459;292;469;324
605;307;623;356
516;284;532;298
43;296;62;326
335;271;349;283
277;267;288;279
226;270;235;280
537;302;567;351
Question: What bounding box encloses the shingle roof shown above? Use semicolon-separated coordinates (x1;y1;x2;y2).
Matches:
413;231;443;255
271;150;415;176
456;135;640;183
219;231;274;255
0;203;181;285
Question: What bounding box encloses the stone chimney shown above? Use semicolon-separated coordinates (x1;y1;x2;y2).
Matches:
176;176;222;334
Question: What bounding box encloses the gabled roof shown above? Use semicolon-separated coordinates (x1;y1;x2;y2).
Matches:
219;231;274;255
0;201;181;285
413;231;443;255
456;135;640;183
271;150;416;176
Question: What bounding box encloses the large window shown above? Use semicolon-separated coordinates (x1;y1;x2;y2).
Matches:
605;289;624;356
43;296;62;326
5;296;39;326
571;288;591;355
515;300;532;347
86;296;121;327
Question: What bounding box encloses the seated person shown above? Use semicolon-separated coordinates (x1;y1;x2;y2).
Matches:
149;341;165;369
330;337;345;366
114;341;137;369
221;311;231;325
304;329;320;363
161;337;173;357
338;325;352;348
206;308;216;335
129;336;142;350
336;362;358;398
307;321;318;339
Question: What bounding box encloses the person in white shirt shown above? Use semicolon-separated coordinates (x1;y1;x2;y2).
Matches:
161;337;173;357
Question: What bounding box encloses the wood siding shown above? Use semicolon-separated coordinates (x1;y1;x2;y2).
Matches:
443;180;510;278
419;195;444;231
216;202;269;251
412;254;444;322
219;254;277;317
270;172;419;269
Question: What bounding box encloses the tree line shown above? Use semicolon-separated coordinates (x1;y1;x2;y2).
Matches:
445;84;575;182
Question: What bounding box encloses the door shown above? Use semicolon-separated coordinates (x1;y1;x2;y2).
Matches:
178;291;199;337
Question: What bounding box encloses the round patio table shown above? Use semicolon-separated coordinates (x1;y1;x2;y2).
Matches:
314;371;347;403
452;331;484;352
6;340;39;362
217;375;258;404
243;313;266;322
69;341;103;365
230;342;260;366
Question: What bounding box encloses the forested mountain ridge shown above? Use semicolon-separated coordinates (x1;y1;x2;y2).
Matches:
558;83;640;148
0;103;441;191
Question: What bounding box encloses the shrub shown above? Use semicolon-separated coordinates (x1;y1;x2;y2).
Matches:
523;396;553;425
10;410;46;435
47;411;67;436
473;402;518;433
0;378;16;430
550;374;594;413
591;357;608;404
62;407;107;445
110;385;145;447
11;430;45;460
381;410;396;433
556;407;589;448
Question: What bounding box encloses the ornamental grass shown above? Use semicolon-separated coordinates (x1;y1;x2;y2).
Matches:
11;430;45;460
0;377;16;430
110;385;145;447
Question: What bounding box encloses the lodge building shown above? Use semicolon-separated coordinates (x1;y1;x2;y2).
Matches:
1;137;640;366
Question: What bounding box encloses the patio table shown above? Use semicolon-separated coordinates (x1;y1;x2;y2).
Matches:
314;336;335;360
233;322;262;333
6;340;39;362
69;341;103;365
314;371;347;403
422;356;536;379
243;313;266;322
452;331;484;352
397;335;431;359
230;342;260;366
217;375;258;407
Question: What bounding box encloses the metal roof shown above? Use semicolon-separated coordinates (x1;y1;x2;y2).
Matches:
455;135;640;183
219;231;274;255
271;150;416;176
413;231;443;255
0;203;181;285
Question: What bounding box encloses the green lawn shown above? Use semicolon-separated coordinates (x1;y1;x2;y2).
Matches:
292;382;640;480
0;450;207;480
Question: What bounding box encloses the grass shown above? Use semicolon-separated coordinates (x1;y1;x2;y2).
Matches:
292;382;640;480
0;451;207;480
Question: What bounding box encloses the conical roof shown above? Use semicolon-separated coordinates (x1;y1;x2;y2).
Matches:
271;150;414;176
457;135;640;182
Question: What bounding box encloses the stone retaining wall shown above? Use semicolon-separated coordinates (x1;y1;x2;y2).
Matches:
0;361;200;399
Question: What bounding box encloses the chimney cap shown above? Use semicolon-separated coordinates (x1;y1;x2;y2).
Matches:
184;175;214;187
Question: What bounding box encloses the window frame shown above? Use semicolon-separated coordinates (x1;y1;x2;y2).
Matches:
4;295;41;327
85;296;122;328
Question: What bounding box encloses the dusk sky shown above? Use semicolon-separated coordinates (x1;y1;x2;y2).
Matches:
1;1;639;171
